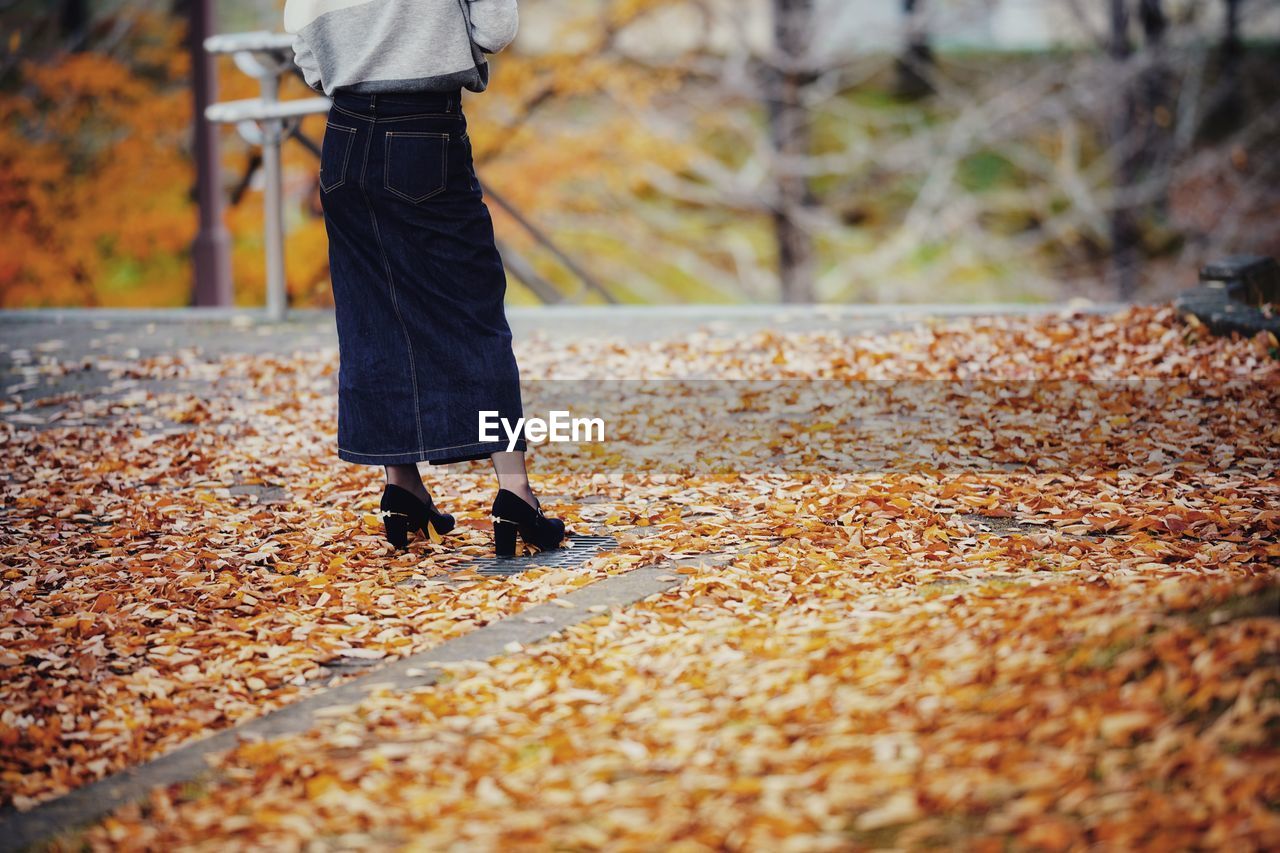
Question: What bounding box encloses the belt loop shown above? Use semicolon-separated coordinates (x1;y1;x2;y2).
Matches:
369;93;378;115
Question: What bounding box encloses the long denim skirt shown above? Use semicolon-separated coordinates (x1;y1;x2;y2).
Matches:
319;88;525;466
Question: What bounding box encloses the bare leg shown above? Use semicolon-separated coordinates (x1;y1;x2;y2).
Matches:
490;450;537;508
385;463;432;504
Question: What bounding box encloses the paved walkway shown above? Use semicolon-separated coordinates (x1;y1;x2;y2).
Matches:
0;565;706;852
1;302;1133;849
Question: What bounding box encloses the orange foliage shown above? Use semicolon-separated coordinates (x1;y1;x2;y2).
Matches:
0;13;196;307
0;0;696;308
0;10;334;309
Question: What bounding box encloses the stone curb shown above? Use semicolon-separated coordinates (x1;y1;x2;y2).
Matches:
0;303;1128;325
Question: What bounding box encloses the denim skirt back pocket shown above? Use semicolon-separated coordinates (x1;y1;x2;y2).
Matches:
384;131;449;203
320;122;358;193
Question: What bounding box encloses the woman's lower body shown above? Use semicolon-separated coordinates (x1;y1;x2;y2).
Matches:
319;87;563;555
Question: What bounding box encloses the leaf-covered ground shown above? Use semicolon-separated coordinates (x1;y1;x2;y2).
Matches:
2;307;1277;849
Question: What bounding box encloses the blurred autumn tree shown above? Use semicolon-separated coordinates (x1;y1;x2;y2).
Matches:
445;0;1280;303
0;0;333;309
2;0;1277;307
0;4;196;307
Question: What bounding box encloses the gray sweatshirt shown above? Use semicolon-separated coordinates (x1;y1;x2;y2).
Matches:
283;0;519;96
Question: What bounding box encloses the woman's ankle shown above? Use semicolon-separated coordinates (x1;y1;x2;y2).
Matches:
498;483;538;508
385;465;431;503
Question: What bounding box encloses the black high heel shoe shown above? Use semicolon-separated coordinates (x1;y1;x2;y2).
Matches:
380;483;455;550
491;489;566;557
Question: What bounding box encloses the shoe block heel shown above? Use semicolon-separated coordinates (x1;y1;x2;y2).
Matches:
494;518;519;558
383;512;411;551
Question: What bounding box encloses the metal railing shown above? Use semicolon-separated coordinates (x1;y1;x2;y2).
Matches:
203;32;329;321
202;31;615;319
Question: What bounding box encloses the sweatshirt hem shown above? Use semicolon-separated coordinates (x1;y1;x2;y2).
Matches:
338;66;488;95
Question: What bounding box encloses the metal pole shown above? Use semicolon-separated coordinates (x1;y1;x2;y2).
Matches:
493;238;566;304
190;0;233;307
481;184;617;304
260;72;288;321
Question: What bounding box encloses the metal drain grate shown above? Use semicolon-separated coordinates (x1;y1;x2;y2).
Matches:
469;534;618;577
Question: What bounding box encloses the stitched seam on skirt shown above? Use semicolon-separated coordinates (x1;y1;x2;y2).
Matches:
356;122;425;455
320;123;357;193
338;440;519;458
383;132;449;203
